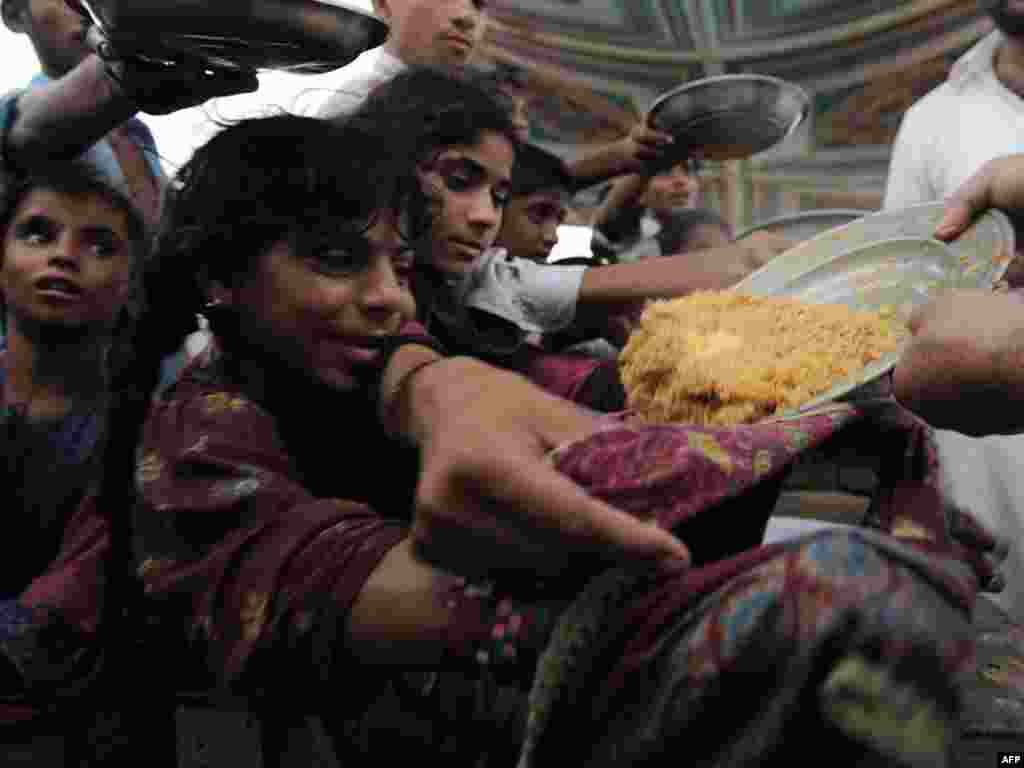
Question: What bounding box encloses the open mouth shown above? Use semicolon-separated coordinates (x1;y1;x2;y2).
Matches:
35;276;83;298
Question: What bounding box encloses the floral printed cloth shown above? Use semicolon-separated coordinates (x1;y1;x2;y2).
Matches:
514;401;1005;767
133;334;1006;765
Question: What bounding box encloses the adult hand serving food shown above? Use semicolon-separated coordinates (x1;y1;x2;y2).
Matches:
892;153;1024;434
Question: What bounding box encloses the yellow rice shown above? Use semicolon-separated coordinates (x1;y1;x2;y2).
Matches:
618;291;903;426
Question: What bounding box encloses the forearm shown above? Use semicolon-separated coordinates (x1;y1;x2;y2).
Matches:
895;335;1024;436
568;142;633;189
7;55;136;166
593;173;651;240
577;251;744;306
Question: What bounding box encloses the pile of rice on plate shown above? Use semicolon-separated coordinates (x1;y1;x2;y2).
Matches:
619;290;904;426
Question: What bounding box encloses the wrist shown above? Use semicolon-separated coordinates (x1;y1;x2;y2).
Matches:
394;356;493;445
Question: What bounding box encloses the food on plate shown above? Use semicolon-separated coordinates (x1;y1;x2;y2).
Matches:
619;291;903;426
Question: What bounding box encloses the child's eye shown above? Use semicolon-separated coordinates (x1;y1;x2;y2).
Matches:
15;217;55;245
87;234;123;259
442;171;474;192
493;185;511;208
393;255;415;286
307;248;364;277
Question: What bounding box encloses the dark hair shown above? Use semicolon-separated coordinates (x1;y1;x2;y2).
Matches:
0;161;148;326
0;160;148;262
0;0;22;30
92;114;423;693
347;66;520;173
657;208;731;255
346;67;524;363
509;143;572;199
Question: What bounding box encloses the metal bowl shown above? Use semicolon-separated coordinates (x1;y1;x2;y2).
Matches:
647;74;810;162
736;209;873;242
72;0;388;74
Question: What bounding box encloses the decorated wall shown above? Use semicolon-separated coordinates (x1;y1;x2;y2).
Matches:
478;0;991;227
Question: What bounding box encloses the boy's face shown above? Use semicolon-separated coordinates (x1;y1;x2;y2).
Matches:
379;0;487;69
418;130;515;277
497;188;569;263
498;83;531;143
642;163;699;214
1;186;134;337
10;0;90;77
224;210;416;393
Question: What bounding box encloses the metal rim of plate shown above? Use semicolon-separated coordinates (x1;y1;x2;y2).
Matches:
74;0;388;74
646;74;811;162
735;209;874;241
733;203;1016;419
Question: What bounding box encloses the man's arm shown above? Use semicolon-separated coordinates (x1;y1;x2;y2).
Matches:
4;56;136;167
894;290;1024;435
5;49;257;169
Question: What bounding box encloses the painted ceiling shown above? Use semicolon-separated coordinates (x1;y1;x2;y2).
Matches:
479;0;991;155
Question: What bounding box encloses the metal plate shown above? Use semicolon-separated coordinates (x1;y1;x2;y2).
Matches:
735;209;873;242
737;203;1015;296
647;74;810;162
735;203;1016;416
76;0;388;74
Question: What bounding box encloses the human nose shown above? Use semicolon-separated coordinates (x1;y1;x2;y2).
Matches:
466;190;501;233
543;224;559;251
359;257;409;320
48;232;83;271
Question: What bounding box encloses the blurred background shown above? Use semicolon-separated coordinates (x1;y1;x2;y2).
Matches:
0;0;993;231
475;0;990;230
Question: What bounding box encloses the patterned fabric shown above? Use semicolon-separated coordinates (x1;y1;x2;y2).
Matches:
0;349;112;725
134;328;1005;765
513;401;1004;767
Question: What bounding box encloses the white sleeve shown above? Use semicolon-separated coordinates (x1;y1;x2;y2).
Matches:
883;103;935;210
460;250;586;333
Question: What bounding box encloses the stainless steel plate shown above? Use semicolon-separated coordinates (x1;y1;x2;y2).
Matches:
736;203;1015;296
647;74;810;162
736;209;873;242
74;0;388;74
734;204;1016;416
763;237;959;414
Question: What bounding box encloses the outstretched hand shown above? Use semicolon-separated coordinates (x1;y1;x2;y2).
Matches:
400;356;692;579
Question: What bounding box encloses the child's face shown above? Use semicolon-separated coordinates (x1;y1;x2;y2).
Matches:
224;210;416;393
14;0;90;77
1;186;133;336
497;188;569;263
643;163;699;213
383;0;487;69
418;130;515;277
498;83;531;143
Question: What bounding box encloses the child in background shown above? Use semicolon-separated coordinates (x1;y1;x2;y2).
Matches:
0;161;151;763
